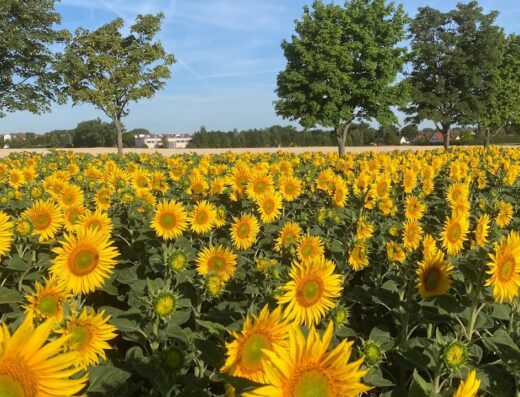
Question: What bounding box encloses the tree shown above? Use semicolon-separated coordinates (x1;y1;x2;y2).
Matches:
72;119;117;147
0;0;66;117
405;2;503;149
400;124;419;142
470;34;520;147
58;14;175;154
160;136;170;148
275;0;407;156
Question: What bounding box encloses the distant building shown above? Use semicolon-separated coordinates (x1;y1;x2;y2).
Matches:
135;134;192;149
400;136;410;145
412;131;461;144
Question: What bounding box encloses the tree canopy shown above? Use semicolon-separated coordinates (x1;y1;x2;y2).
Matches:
0;0;66;117
275;0;407;156
57;13;175;154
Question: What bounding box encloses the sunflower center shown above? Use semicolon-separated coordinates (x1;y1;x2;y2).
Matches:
155;295;176;317
282;232;295;245
293;370;333;397
36;295;59;317
210;257;226;272
263;200;275;214
69;247;99;276
69;325;91;350
86;220;102;230
376;181;387;197
285;183;296;194
297;278;324;307
237;223;250;238
498;255;515;281
0;359;38;397
302;245;314;257
196;210;208;224
240;333;271;372
254;181;266;194
448;223;461;242
160;213;177;229
34;212;51;230
136;176;148;188
423;267;441;291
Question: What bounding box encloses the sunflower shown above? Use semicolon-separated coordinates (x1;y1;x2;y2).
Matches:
386;242;406;264
422;234;438;257
246;173;274;201
61;307;117;367
0;211;14;258
24;275;70;320
51;226;119;294
348;241;369;270
230;214;260;250
417;249;454;298
189;200;217;234
356;216;374;240
441;215;469;256
485;231;520;302
221;306;289;383
496;201;513;228
276;222;302;251
59;183;84;208
76;209;113;236
23;199;64;242
278;257;342;326
278;176;302;201
474;214;490;248
63;205;86;232
332;176;348;208
94;187;112;210
243;322;371;397
374;175;391;199
402;220;423;251
453;369;480;397
447;183;469;206
297;234;324;264
256;192;283;224
0;316;86;397
196;245;237;281
405;195;425;221
151;200;188;240
132;168;150;190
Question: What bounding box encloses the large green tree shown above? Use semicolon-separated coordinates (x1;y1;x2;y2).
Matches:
72;118;117;147
405;2;503;149
58;13;175;154
275;0;407;156
0;0;66;117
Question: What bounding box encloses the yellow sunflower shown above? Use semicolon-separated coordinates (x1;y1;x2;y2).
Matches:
356;216;374;240
256;192;283;224
405;195;425;221
0;316;87;397
246;173;274;201
276;222;302;251
402;220;423;251
76;209;113;236
453;369;480;397
386;242;406;264
496;201;513;228
61;307;117;367
485;231;520;302
243;322;371;397
278;257;342;326
189;200;217;234
278;176;302;201
51;226;119;294
59;183;84;208
94;187;113;210
230;214;260;250
24;275;70;320
221;306;289;383
348;241;369;270
151;200;188;240
417;249;454;298
422;234;438;257
23;199;64;242
196;245;237;281
63;205;86;232
0;211;14;258
441;215;469;256
297;234;324;264
474;214;490;248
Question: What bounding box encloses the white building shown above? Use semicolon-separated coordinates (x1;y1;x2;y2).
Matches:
135;134;192;149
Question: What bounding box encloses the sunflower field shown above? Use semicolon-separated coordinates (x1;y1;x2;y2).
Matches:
0;147;519;397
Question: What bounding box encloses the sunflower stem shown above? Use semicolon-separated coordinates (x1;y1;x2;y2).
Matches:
466;269;485;342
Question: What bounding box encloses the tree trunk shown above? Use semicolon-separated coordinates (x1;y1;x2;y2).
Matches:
441;123;451;150
112;115;124;154
484;130;491;148
335;122;351;157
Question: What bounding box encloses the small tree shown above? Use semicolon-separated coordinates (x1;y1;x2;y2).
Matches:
160;136;170;148
275;0;407;156
0;0;66;117
58;14;175;154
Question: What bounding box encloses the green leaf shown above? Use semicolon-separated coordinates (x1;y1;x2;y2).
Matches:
364;368;395;388
87;363;131;393
409;370;432;397
0;287;22;305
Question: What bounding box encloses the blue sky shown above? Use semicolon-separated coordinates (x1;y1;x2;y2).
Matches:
2;0;519;134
